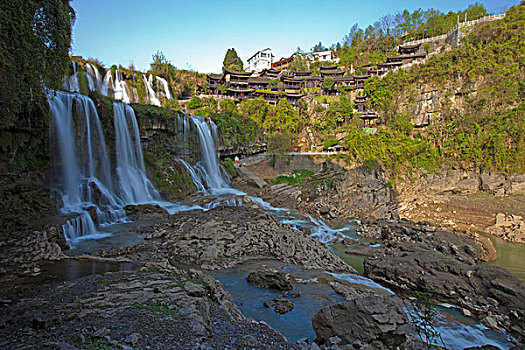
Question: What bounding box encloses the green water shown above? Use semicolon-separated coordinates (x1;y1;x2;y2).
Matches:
485;234;525;282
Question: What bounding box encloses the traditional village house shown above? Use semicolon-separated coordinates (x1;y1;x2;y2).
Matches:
398;43;420;55
258;68;281;78
378;61;403;70
272;55;294;71
246;48;274;72
247;76;270;90
359;111;379;129
355;94;368;113
320;65;345;78
353;74;370;89
292;71;312;78
282;77;302;94
207;73;223;94
224;69;253;101
333;76;356;91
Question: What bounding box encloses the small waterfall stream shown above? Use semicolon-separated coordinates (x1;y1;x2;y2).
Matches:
63;61;173;106
114;102;161;203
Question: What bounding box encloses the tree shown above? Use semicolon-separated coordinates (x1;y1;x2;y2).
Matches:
149;50;174;78
323;77;335;92
264;98;299;133
380;14;395;38
311;41;326;52
239;97;269;127
343;23;362;47
1;0;75;127
222;48;243;72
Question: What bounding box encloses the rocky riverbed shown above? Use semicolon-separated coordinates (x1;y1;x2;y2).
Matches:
357;219;525;343
0;261;300;349
1;157;524;349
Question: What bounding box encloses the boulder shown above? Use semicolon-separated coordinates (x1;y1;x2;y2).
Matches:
263;297;294;314
312;295;409;349
247;270;293;291
124;204;169;221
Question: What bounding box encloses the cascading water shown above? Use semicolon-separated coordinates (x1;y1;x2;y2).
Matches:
63;61;80;93
177;159;207;193
113;102;161;203
85;63;105;94
48;91;127;245
188;115;231;193
157;76;173;99
144;75;161;106
112;69;131;103
63;60;176;108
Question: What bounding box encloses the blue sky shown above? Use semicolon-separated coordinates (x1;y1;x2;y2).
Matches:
70;0;519;73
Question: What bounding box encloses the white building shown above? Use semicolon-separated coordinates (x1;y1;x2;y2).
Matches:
313;50;340;63
246;48;274;72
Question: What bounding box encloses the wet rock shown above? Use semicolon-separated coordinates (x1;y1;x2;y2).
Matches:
312;295;409;348
264;297;294;314
92;327;110;338
124;204;169;221
247;270;292;291
103;205;354;273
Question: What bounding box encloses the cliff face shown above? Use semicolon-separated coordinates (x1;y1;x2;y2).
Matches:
392;77;488;127
0;101;58;234
129;103;197;199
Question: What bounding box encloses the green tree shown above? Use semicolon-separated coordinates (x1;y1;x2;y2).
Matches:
150;50;171;77
239;97;268;127
311;41;326;52
222;48;243;72
0;0;75;127
264;98;299;134
323;77;335;92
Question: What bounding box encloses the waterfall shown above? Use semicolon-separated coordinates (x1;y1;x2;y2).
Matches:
113;69;131;103
49;89;239;245
157;76;173;99
143;75;161;106
86;63;105;94
48;91;127;245
177;159;207;193
114;102;161;203
63;61;80;93
189;115;230;192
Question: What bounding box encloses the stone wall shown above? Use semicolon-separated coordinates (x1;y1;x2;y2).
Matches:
273;155;328;174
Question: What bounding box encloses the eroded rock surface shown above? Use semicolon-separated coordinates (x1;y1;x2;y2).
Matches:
486;213;525;244
101;205;355;273
0;262;299;349
252;166;398;225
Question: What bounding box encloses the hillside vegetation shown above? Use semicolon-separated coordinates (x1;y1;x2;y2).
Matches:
359;4;524;175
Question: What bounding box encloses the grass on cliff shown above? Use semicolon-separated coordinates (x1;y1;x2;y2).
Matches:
272;169;315;185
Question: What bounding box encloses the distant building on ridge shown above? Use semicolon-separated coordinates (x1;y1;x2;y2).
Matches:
246;48;274;72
